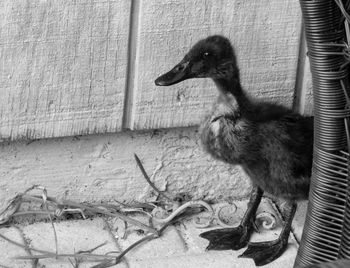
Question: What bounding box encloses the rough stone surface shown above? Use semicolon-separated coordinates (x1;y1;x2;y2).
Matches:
0;227;32;268
128;251;255;268
176;198;296;253
0;197;302;268
117;226;187;260
0;127;251;205
21;218;127;268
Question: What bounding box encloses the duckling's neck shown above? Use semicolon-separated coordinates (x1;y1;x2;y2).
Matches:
213;77;251;112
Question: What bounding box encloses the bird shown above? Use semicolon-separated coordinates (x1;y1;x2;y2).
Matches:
155;35;313;266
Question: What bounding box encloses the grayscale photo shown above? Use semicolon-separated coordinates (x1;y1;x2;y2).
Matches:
0;1;349;268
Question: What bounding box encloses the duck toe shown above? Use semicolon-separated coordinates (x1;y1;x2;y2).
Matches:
200;225;250;251
238;238;288;266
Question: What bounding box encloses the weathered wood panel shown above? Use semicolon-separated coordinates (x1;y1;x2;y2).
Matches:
299;56;313;116
294;34;313;116
0;0;131;140
128;0;302;130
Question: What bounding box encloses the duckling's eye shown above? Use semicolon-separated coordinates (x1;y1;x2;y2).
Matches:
202;52;210;59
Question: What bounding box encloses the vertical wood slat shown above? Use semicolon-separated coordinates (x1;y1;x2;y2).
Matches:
294;31;314;116
0;0;131;140
299;56;313;116
127;0;304;130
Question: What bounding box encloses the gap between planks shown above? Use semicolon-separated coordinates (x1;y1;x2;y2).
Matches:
122;0;141;130
293;22;308;115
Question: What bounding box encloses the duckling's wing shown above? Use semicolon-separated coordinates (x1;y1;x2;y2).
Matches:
281;114;313;178
253;114;313;199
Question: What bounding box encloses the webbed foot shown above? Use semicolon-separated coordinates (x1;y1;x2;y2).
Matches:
200;225;250;250
239;237;288;266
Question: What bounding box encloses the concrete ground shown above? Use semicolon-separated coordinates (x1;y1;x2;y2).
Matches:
0;199;308;268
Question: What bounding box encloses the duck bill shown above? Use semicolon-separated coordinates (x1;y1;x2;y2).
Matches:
155;60;192;86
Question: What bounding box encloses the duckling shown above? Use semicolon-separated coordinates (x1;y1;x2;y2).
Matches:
155;35;313;266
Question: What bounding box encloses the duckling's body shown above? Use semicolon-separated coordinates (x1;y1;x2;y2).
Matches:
155;35;313;266
201;92;312;200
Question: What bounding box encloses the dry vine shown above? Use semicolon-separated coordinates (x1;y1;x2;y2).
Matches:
0;154;215;267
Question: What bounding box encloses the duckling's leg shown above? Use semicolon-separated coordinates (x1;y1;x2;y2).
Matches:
200;186;263;250
239;201;297;266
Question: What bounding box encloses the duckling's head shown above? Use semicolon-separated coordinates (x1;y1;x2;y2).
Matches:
155;35;238;86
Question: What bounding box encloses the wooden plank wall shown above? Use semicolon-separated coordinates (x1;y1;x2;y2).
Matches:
0;0;131;140
128;0;303;129
0;0;307;140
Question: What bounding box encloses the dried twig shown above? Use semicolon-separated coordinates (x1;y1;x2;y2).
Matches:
68;258;79;268
90;220;176;268
0;232;53;256
115;200;157;211
152;200;213;228
17;198;157;234
15;254;116;261
69;242;109;268
0;195;22;224
1;187;158;235
48;210;58;256
12;210;56;217
0;233;117;261
13;226;39;268
0;166;217;268
78;242;108;254
102;218;129;267
134;154;173;202
40;187;59;257
59;200;158;235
